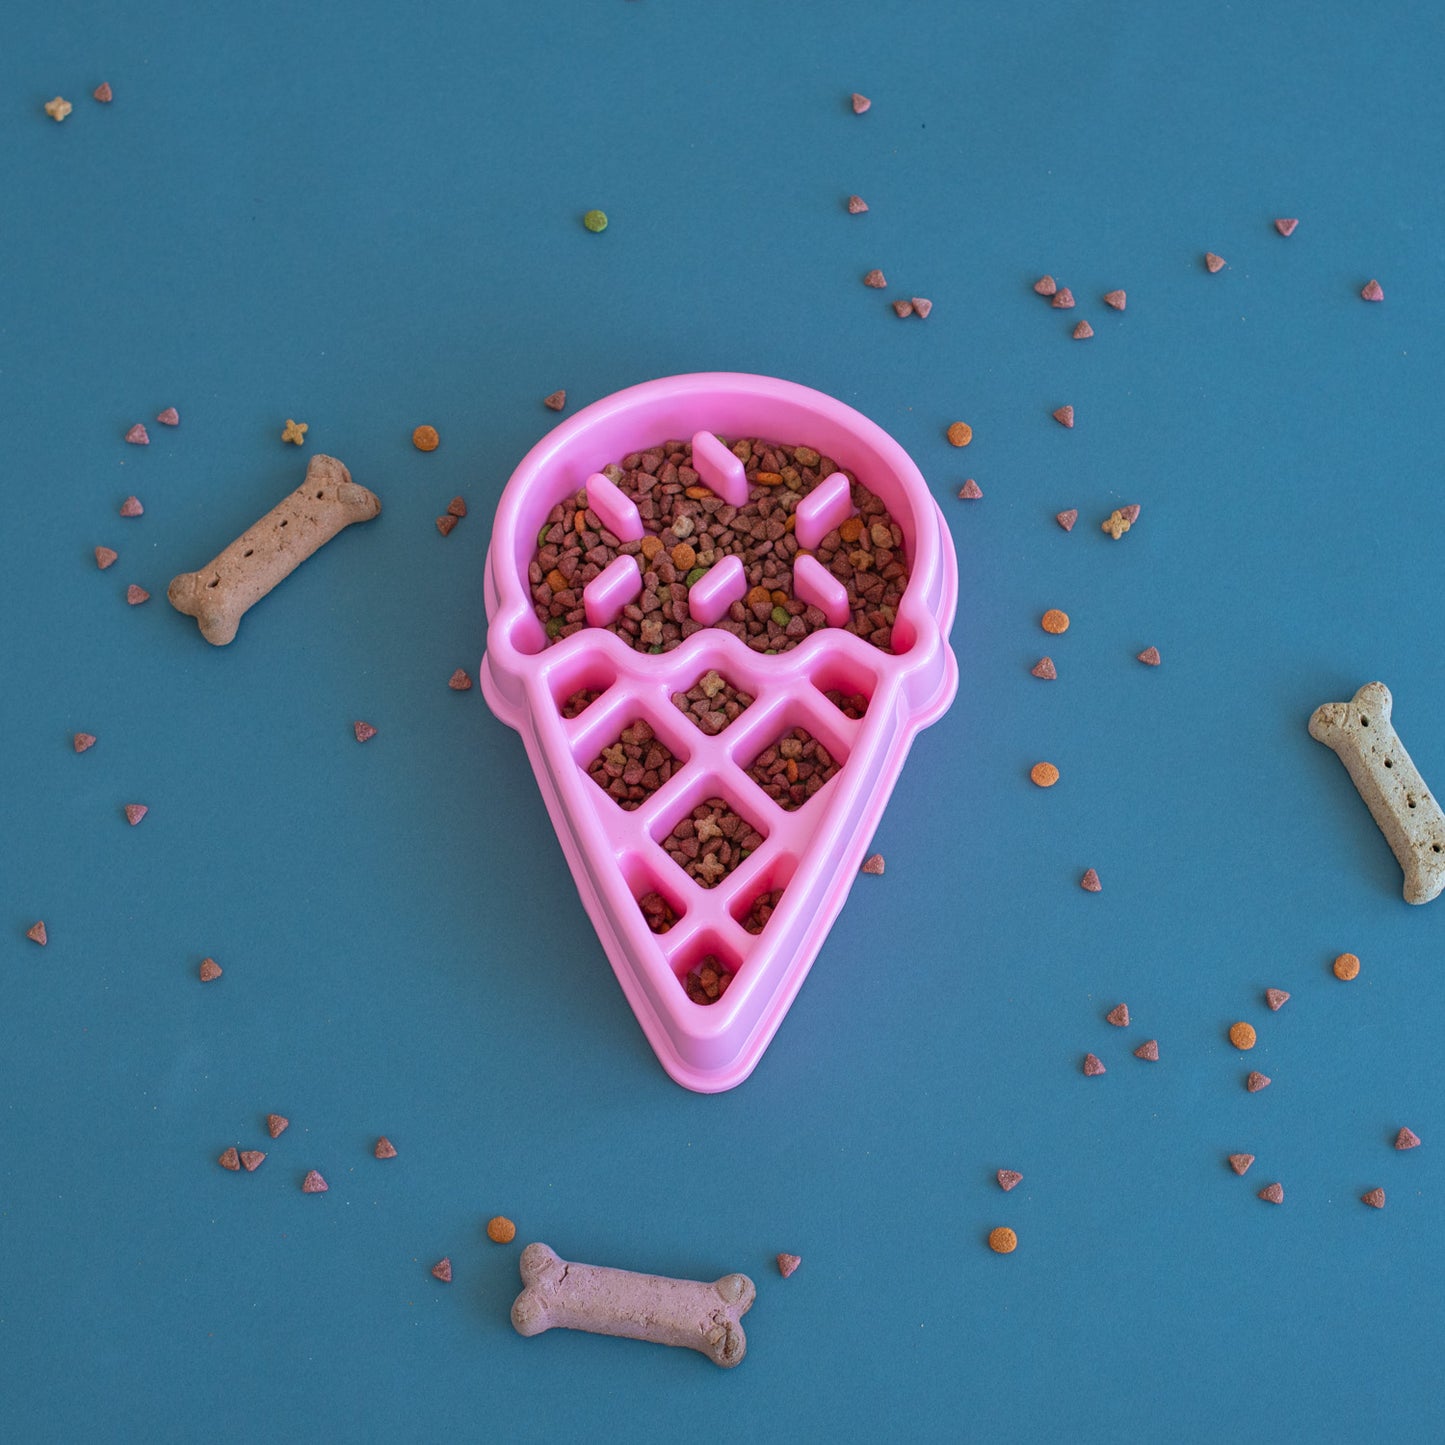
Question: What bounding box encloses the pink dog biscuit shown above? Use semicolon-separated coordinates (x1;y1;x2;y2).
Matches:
167;455;380;644
510;1242;754;1368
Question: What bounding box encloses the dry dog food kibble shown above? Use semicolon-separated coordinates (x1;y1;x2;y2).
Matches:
354;720;377;743
432;1258;453;1282
124;423;149;445
1333;952;1360;980
824;688;868;719
1041;609;1070;634
863;269;887;288
1030;762;1060;788
583;209;608;232
1033;276;1057;296
487;1216;517;1244
301;1170;328;1193
1080;867;1101;891
988;1227;1018;1254
1228;1153;1255;1175
685;955;735;1005
1246;1071;1271;1092
1274;218;1299;237
239;1150;265;1172
126;584;149;605
412;425;440;452
218;1148;241;1171
95;546;118;568
776;1253;801;1278
1052;405;1075;428
1073;320;1093;340
1032;657;1057;680
156;407;179;426
742;888;784;935
267;1114;289;1138
1137;646;1161;666
124;803;148;826
586;719;677;810
1229;1022;1257;1050
528;437;909;656
561;688;602;719
198;958;222;981
1362;1188;1386;1208
26;921;48;946
664;798;763;888
861;853;885;874
544;390;567;410
281;419;308;445
638;890;677;935
448;668;472;691
1395;1127;1421;1150
997;1170;1023;1191
1205;252;1226;273
45;96;73;121
1134;1040;1160;1061
1361;279;1384;302
1051;288;1075;309
1104;290;1126;309
1265;988;1290;1010
946;422;973;447
671;670;753;734
1056;509;1077;531
1106;1003;1129;1027
120;496;144;517
745;728;839;810
1082;1053;1106;1076
1257;1182;1284;1204
375;1137;398;1159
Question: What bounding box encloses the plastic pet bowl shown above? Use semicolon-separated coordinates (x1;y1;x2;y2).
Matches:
480;373;958;1091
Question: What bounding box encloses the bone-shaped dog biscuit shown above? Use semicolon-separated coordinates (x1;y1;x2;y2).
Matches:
167;454;380;645
1309;681;1445;904
510;1242;754;1367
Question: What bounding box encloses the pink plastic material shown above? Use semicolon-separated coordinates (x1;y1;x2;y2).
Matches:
480;374;958;1092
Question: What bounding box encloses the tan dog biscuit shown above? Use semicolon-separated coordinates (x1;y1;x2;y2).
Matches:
1309;681;1445;904
168;455;380;645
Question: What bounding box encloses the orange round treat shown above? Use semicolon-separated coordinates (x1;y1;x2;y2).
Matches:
486;1215;516;1244
1229;1021;1257;1050
988;1226;1018;1254
946;421;973;448
1030;762;1060;788
1333;952;1361;981
1041;608;1070;635
412;425;440;452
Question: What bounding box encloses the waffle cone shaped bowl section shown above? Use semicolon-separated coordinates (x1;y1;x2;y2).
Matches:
480;373;958;1091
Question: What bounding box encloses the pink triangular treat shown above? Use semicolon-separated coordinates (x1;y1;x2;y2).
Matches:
1055;509;1077;531
240;1150;266;1171
911;298;932;319
126;584;150;605
353;720;377;743
1033;275;1057;296
1137;646;1161;666
861;853;885;875
1395;1127;1421;1150
1257;1182;1284;1204
93;82;113;102
997;1169;1023;1192
1031;657;1057;681
267;1114;289;1138
218;1148;241;1171
863;269;886;288
432;1258;453;1282
1265;988;1290;1011
119;496;143;517
1361;278;1384;302
74;733;96;753
1274;218;1299;237
892;299;914;318
1052;405;1074;428
1072;320;1093;339
95;546;118;568
1083;1053;1106;1076
847;195;868;214
1051;287;1075;309
1103;290;1126;310
1134;1039;1159;1061
1362;1188;1385;1208
1105;1003;1129;1026
776;1253;802;1277
26;920;48;946
374;1137;398;1159
124;803;148;825
1080;867;1101;892
544;390;567;411
301;1170;328;1193
156;407;179;426
1246;1071;1271;1092
124;423;149;445
959;479;982;499
851;93;871;114
1228;1153;1255;1176
1205;252;1226;273
198;958;222;981
1119;504;1141;523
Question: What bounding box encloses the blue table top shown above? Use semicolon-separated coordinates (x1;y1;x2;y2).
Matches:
4;2;1443;1439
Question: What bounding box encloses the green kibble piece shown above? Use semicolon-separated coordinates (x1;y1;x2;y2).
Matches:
649;644;664;654
685;567;709;587
583;209;608;233
545;617;563;638
538;523;552;547
771;606;790;626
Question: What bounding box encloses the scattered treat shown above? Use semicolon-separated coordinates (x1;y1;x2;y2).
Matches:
544;390;567;411
588;719;677;810
167;455;381;646
93;82;113;103
1274;218;1299;237
1265;988;1290;1010
1229;1022;1257;1050
301;1170;329;1193
1119;505;1141;524
1309;682;1445;905
851;93;871;114
958;479;982;499
1362;1188;1386;1208
354;721;377;743
432;1258;453;1283
446;498;466;519
823;688;868;720
1041;609;1070;634
892;300;914;318
1033;276;1057;296
1051;288;1075;309
1055;509;1077;532
775;1253;801;1278
124;423;150;445
218;1148;241;1171
1106;1003;1129;1027
741;888;783;935
847;195;868;213
1246;1071;1271;1092
1101;509;1131;540
685;955;735;1004
746;728;839;810
281;418;308;445
1082;1053;1106;1076
1103;290;1126;310
119;496;143;517
95;546;118;568
1137;646;1161;666
511;1241;753;1368
1052;405;1074;428
946;421;973;447
561;688;602;719
1080;868;1101;892
1204;252;1226;273
1030;762;1060;788
911;298;933;318
988;1227;1018;1254
861;853;885;875
1228;1153;1255;1176
1257;1182;1284;1204
1072;320;1093;340
26;921;47;946
74;733;96;753
1395;1127;1421;1150
436;514;458;536
664;798;762;888
412;425;440;452
1361;279;1384;302
124;803;148;826
448;668;473;691
583;210;608;233
1031;657;1057;681
156;407;179;426
375;1137;398;1159
863;269;887;288
997;1170;1023;1192
638;890;677;935
267;1114;289;1138
487;1216;517;1244
126;584;150;605
1134;1040;1160;1061
44;96;73;122
239;1150;265;1172
198;958;221;981
1332;952;1361;981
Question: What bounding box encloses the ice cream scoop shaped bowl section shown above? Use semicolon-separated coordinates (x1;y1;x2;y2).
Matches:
480;373;959;1091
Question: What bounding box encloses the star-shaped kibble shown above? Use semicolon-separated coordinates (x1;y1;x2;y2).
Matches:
45;96;73;121
281;418;308;445
695;854;726;886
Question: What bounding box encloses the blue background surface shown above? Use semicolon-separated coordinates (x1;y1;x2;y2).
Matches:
4;2;1444;1439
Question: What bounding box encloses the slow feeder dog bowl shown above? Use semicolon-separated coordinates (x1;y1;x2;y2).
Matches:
480;373;958;1091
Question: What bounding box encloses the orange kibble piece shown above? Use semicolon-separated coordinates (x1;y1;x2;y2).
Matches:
1229;1021;1257;1050
1030;761;1060;788
838;516;865;544
639;535;664;561
671;542;697;571
1041;609;1070;635
746;585;772;609
946;421;973;448
486;1216;517;1244
545;569;568;593
412;425;440;451
988;1226;1018;1254
1333;952;1361;980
